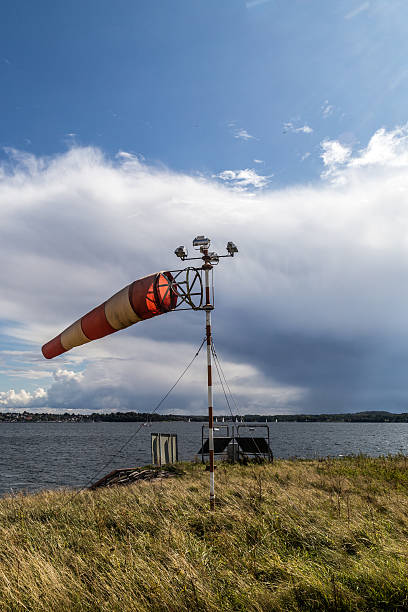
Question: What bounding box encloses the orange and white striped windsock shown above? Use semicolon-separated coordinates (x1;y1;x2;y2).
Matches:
42;272;177;359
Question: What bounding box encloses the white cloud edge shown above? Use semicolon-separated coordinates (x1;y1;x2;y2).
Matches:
320;124;408;182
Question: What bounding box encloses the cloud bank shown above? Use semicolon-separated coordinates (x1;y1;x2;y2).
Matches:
2;125;408;413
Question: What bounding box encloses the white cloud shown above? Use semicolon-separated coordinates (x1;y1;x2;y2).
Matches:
0;387;46;408
228;122;257;141
322;100;334;118
345;2;370;20
301;152;311;162
234;128;256;141
53;369;84;382
349;126;408;168
3;128;408;412
116;151;145;163
320;139;352;180
246;0;272;8
0;369;53;380
321;125;408;182
214;168;272;190
284;122;313;134
253;159;264;164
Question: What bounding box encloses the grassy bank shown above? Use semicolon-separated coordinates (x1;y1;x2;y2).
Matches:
1;456;408;611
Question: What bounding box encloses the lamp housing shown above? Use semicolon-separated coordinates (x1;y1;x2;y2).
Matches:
193;235;210;250
174;246;187;260
226;241;238;256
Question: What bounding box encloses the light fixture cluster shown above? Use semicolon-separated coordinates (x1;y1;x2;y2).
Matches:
174;236;238;261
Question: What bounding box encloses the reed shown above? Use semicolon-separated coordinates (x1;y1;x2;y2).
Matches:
1;455;408;610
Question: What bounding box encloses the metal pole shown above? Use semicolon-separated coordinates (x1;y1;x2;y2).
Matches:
173;235;238;509
203;249;215;510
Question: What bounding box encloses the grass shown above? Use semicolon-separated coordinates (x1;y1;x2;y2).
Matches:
1;456;408;610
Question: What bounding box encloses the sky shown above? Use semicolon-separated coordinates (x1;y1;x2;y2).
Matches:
1;0;408;414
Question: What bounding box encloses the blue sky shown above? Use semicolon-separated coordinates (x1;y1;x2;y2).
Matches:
2;1;408;413
2;1;407;184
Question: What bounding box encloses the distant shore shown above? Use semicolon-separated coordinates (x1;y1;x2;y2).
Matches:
1;410;408;423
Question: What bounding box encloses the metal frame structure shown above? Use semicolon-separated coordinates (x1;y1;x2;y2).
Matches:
235;424;273;462
200;424;231;464
155;268;205;311
200;424;273;464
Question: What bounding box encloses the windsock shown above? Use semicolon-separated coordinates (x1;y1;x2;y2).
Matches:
42;272;177;359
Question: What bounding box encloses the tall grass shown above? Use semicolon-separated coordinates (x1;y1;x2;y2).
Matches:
1;456;408;610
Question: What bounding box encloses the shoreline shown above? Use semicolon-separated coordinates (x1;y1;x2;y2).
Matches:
3;411;408;423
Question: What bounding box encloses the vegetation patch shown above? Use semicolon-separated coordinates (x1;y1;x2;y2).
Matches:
0;456;408;610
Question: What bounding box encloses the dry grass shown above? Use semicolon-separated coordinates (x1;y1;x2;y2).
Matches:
1;456;408;610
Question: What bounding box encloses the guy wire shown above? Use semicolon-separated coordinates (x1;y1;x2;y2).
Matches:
211;339;242;418
211;343;235;420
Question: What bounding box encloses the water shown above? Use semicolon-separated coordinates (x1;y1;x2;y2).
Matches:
1;421;408;496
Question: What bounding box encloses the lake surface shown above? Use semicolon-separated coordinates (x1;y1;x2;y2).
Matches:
1;421;408;496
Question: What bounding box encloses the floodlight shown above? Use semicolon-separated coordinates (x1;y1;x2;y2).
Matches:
209;252;219;264
226;241;238;256
193;235;210;250
174;245;187;260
